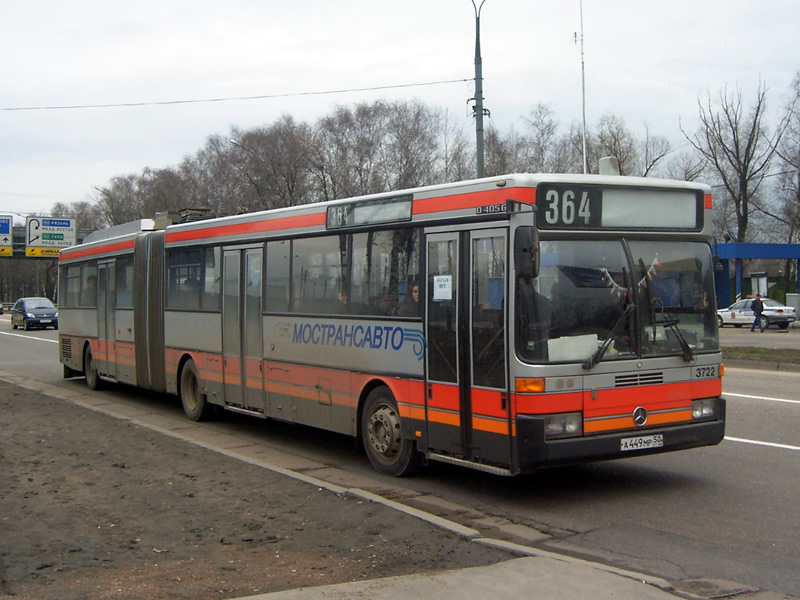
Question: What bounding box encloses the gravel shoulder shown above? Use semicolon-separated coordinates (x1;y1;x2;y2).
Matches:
0;381;511;600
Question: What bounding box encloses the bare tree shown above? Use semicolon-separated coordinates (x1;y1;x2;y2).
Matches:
639;125;672;177
439;108;473;182
662;151;707;182
681;83;789;242
483;124;532;176
137;167;191;217
309;102;390;201
94;175;142;225
521;103;559;172
596;114;638;175
50;201;106;230
383;100;441;189
769;74;800;242
550;122;598;174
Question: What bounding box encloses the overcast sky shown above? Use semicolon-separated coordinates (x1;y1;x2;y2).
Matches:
1;0;798;219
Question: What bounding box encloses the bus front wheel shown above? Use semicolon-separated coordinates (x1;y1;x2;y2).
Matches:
180;359;213;421
361;387;420;477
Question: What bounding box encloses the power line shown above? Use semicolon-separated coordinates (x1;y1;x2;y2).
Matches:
1;78;471;112
0;191;84;201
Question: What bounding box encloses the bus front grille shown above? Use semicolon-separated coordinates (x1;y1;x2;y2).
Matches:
615;372;663;388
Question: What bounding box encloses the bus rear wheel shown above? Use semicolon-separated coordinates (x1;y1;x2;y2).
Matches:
180;359;213;421
361;387;420;477
84;346;102;390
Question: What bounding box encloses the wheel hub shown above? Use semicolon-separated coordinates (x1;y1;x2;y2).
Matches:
368;405;399;457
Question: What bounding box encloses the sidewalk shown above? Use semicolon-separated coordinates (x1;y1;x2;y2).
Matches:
237;556;681;600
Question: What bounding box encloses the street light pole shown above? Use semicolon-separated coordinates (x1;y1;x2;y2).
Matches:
471;0;489;179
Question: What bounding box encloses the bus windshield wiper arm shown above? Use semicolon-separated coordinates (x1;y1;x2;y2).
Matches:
583;302;634;370
636;257;693;362
658;315;695;362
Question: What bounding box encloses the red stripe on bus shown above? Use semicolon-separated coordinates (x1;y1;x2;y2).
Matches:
584;381;703;419
412;187;535;215
471;388;507;419
165;212;327;243
513;391;583;416
59;239;135;261
427;383;460;411
692;377;722;398
705;194;712;209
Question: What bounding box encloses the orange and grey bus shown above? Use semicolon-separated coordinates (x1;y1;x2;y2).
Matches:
58;171;725;476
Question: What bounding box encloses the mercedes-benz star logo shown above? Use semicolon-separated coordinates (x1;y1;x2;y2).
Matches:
632;406;648;427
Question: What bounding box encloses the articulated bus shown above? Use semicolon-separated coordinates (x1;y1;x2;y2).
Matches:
58;170;725;476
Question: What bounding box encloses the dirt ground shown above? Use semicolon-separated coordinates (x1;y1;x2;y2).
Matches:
0;380;512;600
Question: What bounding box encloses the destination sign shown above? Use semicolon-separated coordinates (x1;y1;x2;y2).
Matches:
327;195;413;229
537;184;702;231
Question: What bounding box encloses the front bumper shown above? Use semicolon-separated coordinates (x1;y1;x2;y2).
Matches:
515;397;726;473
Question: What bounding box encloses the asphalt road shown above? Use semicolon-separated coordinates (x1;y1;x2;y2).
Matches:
719;319;800;349
1;316;799;598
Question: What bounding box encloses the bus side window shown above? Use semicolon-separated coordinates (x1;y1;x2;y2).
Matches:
266;240;290;312
115;256;134;308
63;265;82;307
202;247;221;310
80;264;98;307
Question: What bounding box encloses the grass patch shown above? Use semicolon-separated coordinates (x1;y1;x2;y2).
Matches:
722;346;800;364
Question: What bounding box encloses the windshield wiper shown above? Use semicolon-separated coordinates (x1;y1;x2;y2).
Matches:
636;258;694;362
583;302;634;370
658;316;695;362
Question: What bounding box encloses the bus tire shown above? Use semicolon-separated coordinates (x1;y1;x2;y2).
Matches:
180;359;213;421
84;346;102;390
361;386;420;477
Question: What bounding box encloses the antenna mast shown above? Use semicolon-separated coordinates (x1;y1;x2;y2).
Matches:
579;0;588;174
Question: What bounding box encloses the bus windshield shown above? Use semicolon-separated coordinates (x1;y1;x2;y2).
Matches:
516;239;719;365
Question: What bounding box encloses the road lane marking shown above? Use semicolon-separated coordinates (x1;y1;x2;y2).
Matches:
725;436;800;452
725;392;800;405
0;331;58;344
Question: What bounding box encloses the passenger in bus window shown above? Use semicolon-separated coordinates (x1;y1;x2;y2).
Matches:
397;280;420;317
336;290;349;314
182;277;200;308
375;292;397;316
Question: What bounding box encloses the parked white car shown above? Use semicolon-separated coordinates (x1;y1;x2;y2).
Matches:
716;298;796;329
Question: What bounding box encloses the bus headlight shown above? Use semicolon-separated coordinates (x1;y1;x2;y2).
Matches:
544;412;583;439
692;399;716;420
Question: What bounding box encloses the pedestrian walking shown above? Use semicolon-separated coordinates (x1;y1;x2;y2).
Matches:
750;293;765;332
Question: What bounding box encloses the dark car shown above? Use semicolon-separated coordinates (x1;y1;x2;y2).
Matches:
10;297;59;330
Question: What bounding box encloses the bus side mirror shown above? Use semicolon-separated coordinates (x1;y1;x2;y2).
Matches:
514;226;539;280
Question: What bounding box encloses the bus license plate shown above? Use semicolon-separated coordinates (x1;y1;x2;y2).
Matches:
621;434;663;452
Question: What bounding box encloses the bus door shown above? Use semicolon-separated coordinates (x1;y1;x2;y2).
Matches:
222;247;266;413
96;262;117;380
425;229;510;467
